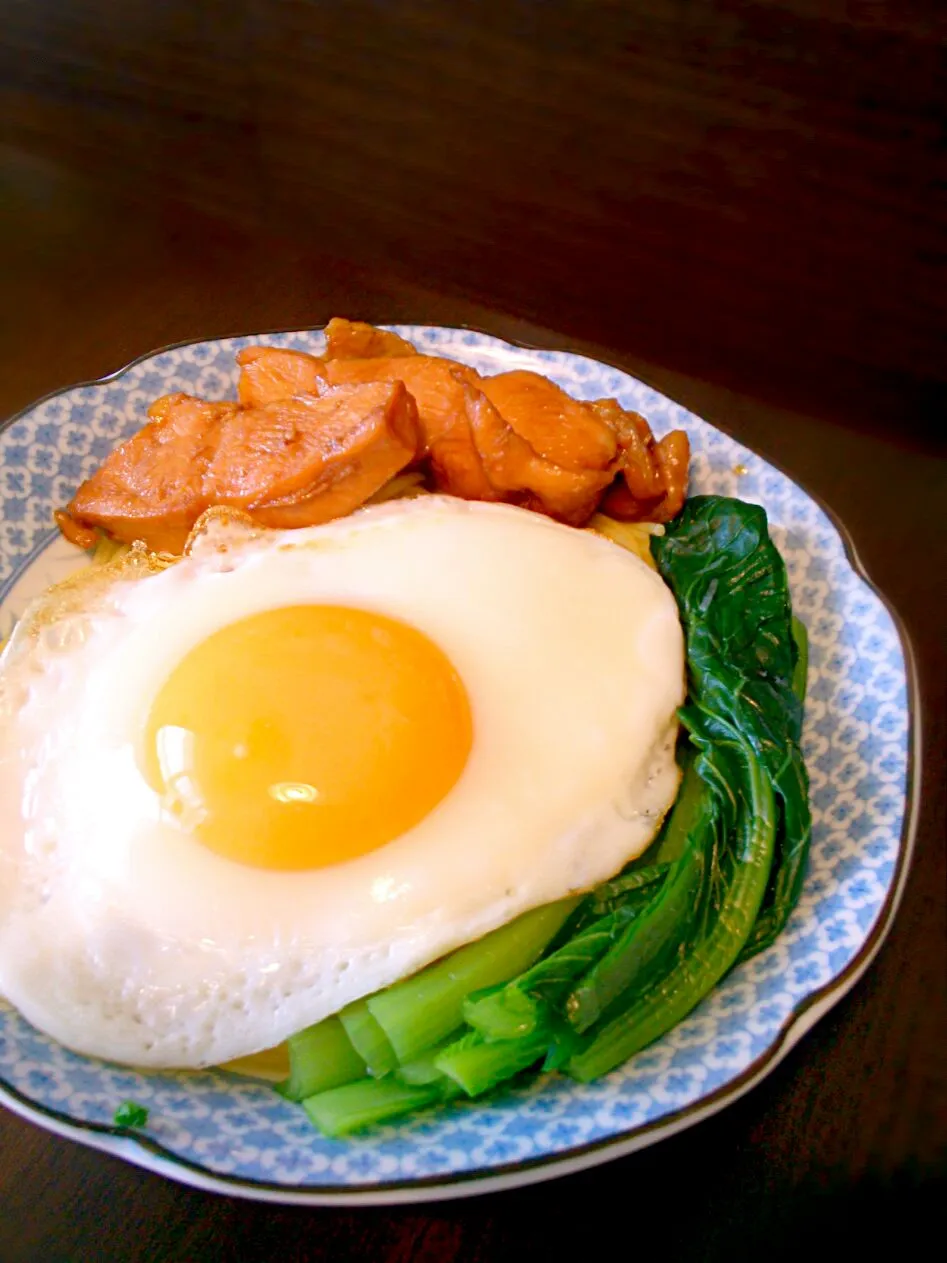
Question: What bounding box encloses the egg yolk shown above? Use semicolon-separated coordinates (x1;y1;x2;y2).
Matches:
143;605;472;870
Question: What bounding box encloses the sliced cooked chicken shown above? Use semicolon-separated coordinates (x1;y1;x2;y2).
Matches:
210;380;422;528
478;371;618;472
590;398;690;523
650;430;691;523
61;383;421;552
589;399;664;502
59;325;691;555
325;355;501;500
323;318;418;360
461;383;616;525
236;346;326;407
63;394;238;554
329;359;619;523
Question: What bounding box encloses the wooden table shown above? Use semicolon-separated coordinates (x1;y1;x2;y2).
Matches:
1;3;944;1257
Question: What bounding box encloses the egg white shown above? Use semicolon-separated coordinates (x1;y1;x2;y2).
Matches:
0;497;685;1068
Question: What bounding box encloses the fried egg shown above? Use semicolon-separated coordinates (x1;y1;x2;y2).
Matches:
0;497;684;1068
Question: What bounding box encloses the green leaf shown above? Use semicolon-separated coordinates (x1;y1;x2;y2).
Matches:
652;496;811;962
113;1100;149;1128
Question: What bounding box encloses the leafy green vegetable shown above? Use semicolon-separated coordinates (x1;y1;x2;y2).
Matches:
567;496;808;1078
565;755;710;1032
281;494;811;1133
302;1076;462;1137
337;1000;399;1077
738;612;810;959
394;1032;466;1086
279;1016;367;1101
651;497;811;965
567;722;776;1080
113;1100;149;1128
581;863;672;916
365;898;577;1063
464;870;669;1041
435;1028;551;1097
791;614;809;708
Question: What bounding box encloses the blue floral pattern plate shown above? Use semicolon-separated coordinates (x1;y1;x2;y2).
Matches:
0;328;917;1203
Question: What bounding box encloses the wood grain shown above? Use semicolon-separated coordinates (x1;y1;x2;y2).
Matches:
1;1;944;434
0;2;944;1257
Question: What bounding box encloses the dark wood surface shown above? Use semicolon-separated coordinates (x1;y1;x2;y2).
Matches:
1;2;944;1259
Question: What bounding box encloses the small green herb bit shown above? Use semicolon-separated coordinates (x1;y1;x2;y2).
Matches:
113;1100;149;1128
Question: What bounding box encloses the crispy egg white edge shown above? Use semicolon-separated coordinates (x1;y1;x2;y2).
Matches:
0;497;685;1068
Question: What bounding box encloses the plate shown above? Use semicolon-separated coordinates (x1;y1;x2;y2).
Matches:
0;327;918;1204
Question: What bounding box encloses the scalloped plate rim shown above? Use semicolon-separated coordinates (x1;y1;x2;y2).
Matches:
0;325;921;1205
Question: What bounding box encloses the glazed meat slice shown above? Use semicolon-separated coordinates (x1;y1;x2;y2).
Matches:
591;398;691;524
57;323;692;559
478;371;618;472
649;430;690;523
236;346;327;407
209;380;422;528
60;382;421;553
323;317;417;360
514;459;615;525
325;355;500;500
462;383;615;525
328;357;617;523
63;394;238;554
589;399;663;503
244;348;612;517
603;429;690;523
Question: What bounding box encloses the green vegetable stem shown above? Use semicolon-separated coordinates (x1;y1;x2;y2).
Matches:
278;1016;367;1101
365;898;577;1063
282;495;811;1133
565;755;710;1032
